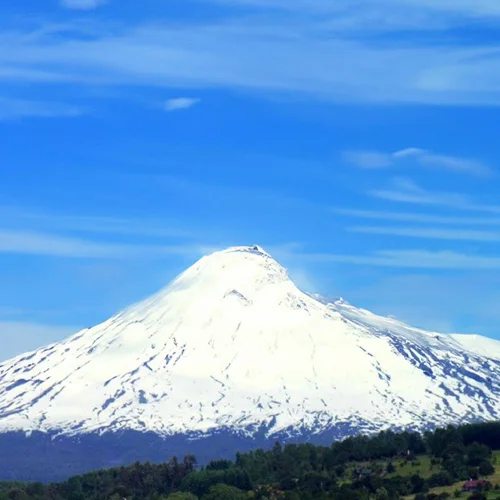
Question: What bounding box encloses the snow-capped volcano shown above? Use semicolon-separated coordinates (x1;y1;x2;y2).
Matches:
1;245;500;441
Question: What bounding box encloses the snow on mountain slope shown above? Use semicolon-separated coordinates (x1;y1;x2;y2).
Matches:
1;245;500;440
450;334;500;361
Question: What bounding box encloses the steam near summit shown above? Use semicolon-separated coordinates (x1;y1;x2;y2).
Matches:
1;246;500;480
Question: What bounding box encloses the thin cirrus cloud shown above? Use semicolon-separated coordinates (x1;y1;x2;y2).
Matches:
332;208;500;226
60;0;107;9
369;177;500;213
5;14;500;106
342;151;393;169
0;98;84;120
348;226;500;242
301;249;500;270
0;206;201;240
212;0;500;26
244;0;500;15
344;147;493;176
0;230;205;259
164;98;201;112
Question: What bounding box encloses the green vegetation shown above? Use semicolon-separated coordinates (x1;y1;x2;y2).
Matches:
4;421;500;499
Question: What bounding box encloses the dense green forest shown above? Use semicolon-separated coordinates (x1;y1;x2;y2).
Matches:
4;422;500;500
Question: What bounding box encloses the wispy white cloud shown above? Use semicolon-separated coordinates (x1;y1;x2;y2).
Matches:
301;249;500;270
0;207;200;239
370;189;466;206
213;0;500;20
0;97;84;120
3;17;500;105
369;178;500;213
0;230;205;259
342;151;393;169
345;147;493;176
402;0;500;17
212;0;450;32
60;0;107;10
332;208;500;226
164;97;200;112
349;226;500;242
0;307;28;318
396;148;493;176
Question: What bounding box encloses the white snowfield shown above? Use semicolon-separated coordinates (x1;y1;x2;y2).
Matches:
1;245;500;439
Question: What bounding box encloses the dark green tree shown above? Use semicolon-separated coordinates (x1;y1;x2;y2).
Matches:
467;443;491;467
478;460;495;476
202;484;246;500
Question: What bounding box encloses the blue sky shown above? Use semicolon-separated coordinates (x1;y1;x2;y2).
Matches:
2;0;500;360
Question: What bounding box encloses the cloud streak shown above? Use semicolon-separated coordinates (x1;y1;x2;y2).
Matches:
164;98;200;112
60;0;107;10
214;0;500;15
345;147;492;176
302;249;500;270
342;151;393;169
0;207;200;240
349;226;500;242
0;98;84;120
369;178;500;213
332;208;500;226
0;230;205;259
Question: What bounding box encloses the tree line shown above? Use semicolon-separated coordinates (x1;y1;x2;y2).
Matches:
2;421;500;500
